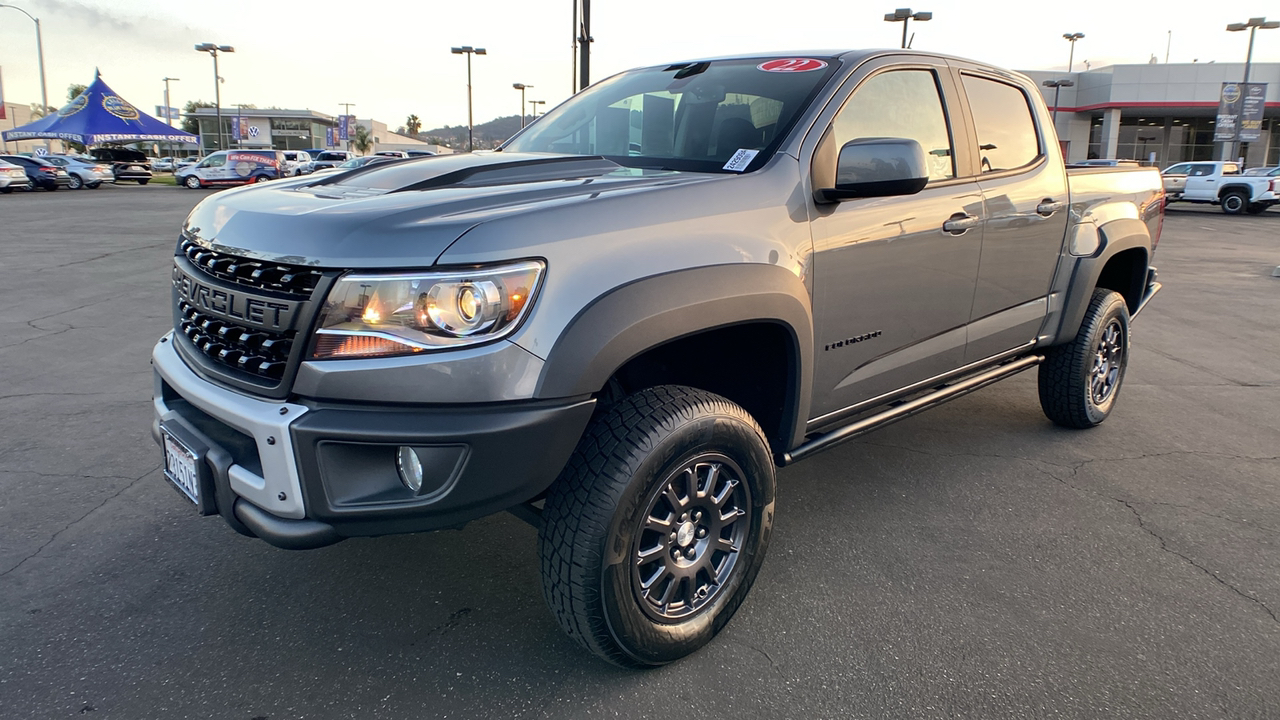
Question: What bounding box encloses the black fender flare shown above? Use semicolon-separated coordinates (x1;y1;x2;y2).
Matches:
534;263;814;451
1051;217;1150;344
1217;183;1254;200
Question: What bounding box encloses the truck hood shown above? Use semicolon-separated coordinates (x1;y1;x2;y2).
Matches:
181;152;717;268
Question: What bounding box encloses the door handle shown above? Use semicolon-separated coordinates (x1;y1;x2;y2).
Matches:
1036;199;1067;216
942;213;980;234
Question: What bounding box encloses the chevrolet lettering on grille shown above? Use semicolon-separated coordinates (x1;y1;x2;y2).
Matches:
172;262;297;330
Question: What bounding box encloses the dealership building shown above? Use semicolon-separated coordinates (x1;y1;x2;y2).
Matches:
187;108;451;156
1022;61;1280;168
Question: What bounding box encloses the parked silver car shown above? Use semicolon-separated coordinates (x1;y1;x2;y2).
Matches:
45;155;114;189
0;159;27;193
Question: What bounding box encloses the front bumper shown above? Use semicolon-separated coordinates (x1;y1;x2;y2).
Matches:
151;335;594;549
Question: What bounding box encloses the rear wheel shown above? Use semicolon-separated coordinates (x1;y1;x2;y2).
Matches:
0;187;11;194
538;385;776;667
1221;190;1248;215
137;178;149;185
67;174;84;190
45;183;57;192
1039;288;1130;428
252;175;269;184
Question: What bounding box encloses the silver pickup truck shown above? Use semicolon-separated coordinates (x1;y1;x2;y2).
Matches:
152;49;1163;666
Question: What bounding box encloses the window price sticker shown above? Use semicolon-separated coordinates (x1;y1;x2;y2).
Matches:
723;148;759;172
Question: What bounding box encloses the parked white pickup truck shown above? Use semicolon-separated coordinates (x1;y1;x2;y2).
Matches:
1163;161;1280;214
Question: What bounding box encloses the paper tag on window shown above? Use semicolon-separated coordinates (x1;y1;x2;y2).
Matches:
723;148;759;173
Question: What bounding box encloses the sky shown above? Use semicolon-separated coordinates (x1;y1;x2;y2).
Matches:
2;0;1279;133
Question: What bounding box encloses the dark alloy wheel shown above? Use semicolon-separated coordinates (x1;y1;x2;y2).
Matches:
1039;288;1130;428
630;453;752;622
1221;190;1247;215
539;385;775;667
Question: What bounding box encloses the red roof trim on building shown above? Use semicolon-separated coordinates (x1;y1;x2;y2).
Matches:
1047;101;1280;112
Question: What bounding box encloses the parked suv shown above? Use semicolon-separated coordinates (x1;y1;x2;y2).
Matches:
176;150;287;189
153;50;1163;666
308;150;354;172
89;147;152;184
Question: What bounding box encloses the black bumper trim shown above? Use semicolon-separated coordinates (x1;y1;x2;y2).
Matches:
233;499;343;550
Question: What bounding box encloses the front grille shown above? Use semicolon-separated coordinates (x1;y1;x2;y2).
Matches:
179;238;322;299
177;300;294;380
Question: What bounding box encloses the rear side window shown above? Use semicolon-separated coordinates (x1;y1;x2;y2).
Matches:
828;69;955;181
1187;164;1215;177
962;75;1041;173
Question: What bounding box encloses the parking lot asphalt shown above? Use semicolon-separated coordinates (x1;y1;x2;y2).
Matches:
1;184;1277;720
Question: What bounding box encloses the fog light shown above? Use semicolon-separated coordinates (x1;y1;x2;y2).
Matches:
396;446;424;493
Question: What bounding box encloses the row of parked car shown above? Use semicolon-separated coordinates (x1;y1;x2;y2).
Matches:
0;147;154;192
172;148;430;189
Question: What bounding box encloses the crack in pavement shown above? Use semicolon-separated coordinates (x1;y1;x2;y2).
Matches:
40;243;164;270
1033;463;1280;626
728;639;785;677
858;440;1280;625
1143;345;1272;387
0;464;160;579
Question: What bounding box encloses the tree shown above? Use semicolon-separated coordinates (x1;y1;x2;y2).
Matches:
181;100;215;134
406;114;422;136
353;123;374;154
67;83;87;102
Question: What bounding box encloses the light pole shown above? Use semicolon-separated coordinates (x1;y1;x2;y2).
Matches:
450;45;486;152
1042;79;1075;123
162;77;179;166
883;8;931;49
0;4;49;152
1063;32;1085;72
513;83;531;128
1226;17;1278;162
529;100;546;119
194;43;234;151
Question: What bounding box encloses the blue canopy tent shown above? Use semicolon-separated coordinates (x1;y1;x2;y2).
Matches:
2;70;198;147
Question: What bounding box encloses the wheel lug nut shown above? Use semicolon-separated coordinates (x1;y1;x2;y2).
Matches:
692;510;702;521
696;527;706;538
685;549;696;560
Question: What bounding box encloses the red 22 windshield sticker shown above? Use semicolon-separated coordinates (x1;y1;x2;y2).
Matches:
758;58;828;73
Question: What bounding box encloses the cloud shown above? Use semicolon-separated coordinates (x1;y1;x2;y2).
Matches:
38;0;138;32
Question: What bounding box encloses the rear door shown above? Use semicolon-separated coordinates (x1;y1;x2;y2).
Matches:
807;56;985;419
955;69;1069;361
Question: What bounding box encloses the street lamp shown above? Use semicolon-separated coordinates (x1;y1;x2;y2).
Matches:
1226;17;1278;161
1063;32;1085;73
513;83;532;128
194;43;234;151
1042;79;1075;123
529;100;546;119
883;8;931;49
451;45;487;151
162;77;179;168
0;4;49;151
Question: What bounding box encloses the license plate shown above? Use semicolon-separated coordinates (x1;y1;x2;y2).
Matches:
162;431;200;504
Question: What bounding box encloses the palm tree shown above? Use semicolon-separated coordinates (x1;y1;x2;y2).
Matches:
406;114;422;136
353;123;374;154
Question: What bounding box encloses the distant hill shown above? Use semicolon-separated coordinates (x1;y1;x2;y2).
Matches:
420;114;529;150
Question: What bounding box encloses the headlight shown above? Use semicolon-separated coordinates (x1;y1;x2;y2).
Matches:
311;260;545;359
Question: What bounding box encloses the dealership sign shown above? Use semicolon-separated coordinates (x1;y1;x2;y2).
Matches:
1215;82;1267;142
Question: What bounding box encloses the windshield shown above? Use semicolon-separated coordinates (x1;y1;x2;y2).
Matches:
503;57;838;173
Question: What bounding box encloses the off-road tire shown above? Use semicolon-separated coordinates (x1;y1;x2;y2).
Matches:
1039;288;1130;428
1220;190;1247;215
538;385;776;667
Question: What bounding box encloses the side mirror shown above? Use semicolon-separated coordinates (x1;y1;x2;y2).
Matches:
817;137;929;203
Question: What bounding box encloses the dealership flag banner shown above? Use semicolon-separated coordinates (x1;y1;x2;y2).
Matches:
325;126;335;147
1;69;197;146
337;115;350;141
1214;82;1268;142
1238;83;1267;142
0;66;6;121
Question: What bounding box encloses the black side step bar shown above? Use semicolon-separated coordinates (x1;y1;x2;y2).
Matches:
780;354;1044;466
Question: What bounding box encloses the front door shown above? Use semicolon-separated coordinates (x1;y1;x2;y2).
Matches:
808;61;984;420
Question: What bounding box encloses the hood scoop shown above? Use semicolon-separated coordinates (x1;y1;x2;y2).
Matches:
392;155;620;193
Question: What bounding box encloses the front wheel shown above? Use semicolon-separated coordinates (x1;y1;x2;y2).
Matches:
1221;190;1248;215
1039;288;1130;428
183;175;202;189
539;385;776;667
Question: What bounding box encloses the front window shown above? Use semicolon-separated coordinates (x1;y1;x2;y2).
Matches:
503;57;838;173
199;155;227;168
